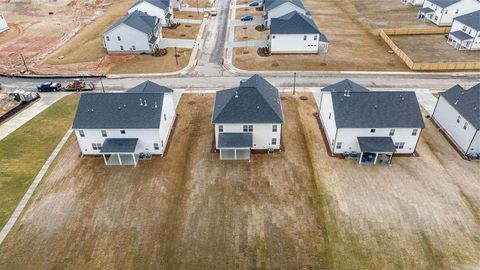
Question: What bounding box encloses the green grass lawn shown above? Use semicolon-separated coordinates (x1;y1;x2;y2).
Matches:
0;94;79;228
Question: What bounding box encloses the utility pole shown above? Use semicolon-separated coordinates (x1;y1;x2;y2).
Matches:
20;53;29;72
100;77;105;93
293;72;296;95
197;0;199;15
174;46;179;65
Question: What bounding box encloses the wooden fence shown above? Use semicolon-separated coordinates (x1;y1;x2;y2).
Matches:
379;28;480;71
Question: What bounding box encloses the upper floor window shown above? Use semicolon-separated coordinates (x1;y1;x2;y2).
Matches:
462;26;467;32
219;125;223;132
117;36;121;41
271;138;277;145
132;45;136;50
164;114;166;121
389;129;395;136
120;130;126;134
79;130;85;137
303;35;307;40
455;9;459;14
444;9;448;14
412;129;418;136
463;122;468;130
328;112;332;120
370;129;376;133
336;142;342;149
92;143;102;150
243;125;253;132
101;130;107;137
154;143;160;150
106;36;110;41
272;35;275;39
457;116;461;123
120;45;124;51
314;35;318;40
395;142;405;149
272;125;277;132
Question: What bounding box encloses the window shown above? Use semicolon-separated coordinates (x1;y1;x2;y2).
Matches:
79;130;85;137
243;125;253;132
117;36;121;41
389;129;395;136
444;9;448;14
336;142;342;149
272;35;275;39
161;140;164;147
271;138;277;145
164;114;166;121
303;35;307;40
120;45;124;51
370;129;376;133
314;35;318;40
132;45;136;50
219;125;223;132
106;36;110;41
92;143;102;150
464;122;468;130
455;9;459;14
154;143;160;150
457;116;461;123
412;129;418;136
463;26;467;32
101;130;107;137
394;142;405;149
328;113;332;120
272;125;277;132
120;130;126;134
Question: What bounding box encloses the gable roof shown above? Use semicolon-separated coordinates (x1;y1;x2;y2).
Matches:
212;75;284;124
127;80;174;94
105;10;157;35
331;91;425;129
72;92;165;129
265;0;305;11
131;0;170;10
270;11;321;35
428;0;461;8
454;10;480;31
440;84;480;129
322;79;370;93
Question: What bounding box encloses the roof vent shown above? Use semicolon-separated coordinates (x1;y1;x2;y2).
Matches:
118;106;121;110
235;90;239;98
154;101;158;108
374;105;378;109
454;100;459;105
91;108;95;112
124;104;126;108
144;100;148;107
139;98;143;106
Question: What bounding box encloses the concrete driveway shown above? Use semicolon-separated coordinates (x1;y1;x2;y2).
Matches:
159;39;197;49
231;18;263;26
233;39;267;48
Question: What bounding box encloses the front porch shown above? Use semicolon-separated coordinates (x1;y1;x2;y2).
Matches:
357;137;395;165
100;138;139;166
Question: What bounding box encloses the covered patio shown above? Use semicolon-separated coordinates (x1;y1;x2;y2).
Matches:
218;133;253;160
357;137;395;165
417;7;434;20
100;138;139;166
447;31;474;50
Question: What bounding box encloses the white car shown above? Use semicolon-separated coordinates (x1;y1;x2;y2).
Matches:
210;7;217;16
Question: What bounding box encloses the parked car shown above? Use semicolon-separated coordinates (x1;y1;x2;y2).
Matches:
210;7;217;16
37;82;63;92
249;1;259;6
240;15;253;21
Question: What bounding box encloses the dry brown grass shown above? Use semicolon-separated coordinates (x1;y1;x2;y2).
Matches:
0;94;478;269
234;25;268;42
182;0;210;8
163;24;201;39
174;11;205;19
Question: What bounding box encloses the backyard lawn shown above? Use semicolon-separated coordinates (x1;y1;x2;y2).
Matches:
0;94;79;228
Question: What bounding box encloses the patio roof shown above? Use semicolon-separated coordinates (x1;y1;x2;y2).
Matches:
100;138;138;153
449;30;474;41
420;7;434;14
218;133;253;148
358;137;395;153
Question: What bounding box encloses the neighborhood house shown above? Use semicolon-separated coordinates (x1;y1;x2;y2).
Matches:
402;0;425;5
418;0;480;26
268;11;328;54
211;75;284;160
128;0;174;26
103;10;162;54
316;79;425;165
447;10;480;50
263;0;307;28
72;81;176;166
432;84;480;159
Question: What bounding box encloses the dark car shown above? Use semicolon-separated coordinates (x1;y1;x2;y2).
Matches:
249;1;259;6
37;82;62;92
240;15;254;21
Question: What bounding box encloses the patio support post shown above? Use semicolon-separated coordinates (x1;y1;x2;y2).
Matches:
103;154;108;165
358;152;363;164
234;149;237;160
132;153;137;167
118;154;122;165
374;153;379;165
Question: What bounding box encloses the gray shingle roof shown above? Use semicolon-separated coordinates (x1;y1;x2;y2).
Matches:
428;0;461;8
212;75;284;124
101;138;138;153
265;0;305;11
420;7;435;14
454;10;480;31
270;11;321;35
106;10;158;34
440;84;480;129
322;79;370;93
331;91;425;129
358;137;396;153
449;30;474;41
72;92;165;129
218;133;253;148
131;0;170;10
127;80;174;94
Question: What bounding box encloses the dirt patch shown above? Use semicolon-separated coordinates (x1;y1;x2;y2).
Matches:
234;25;268;42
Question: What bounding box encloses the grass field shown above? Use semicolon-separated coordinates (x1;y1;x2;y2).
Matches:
163;24;201;39
234;25;268;42
0;93;478;269
0;94;79;229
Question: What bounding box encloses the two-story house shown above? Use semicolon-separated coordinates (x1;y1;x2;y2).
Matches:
211;75;284;160
317;79;425;165
128;0;174;26
267;11;328;54
447;10;480;50
401;0;425;6
418;0;480;26
432;84;480;158
263;0;307;28
72;81;176;166
103;10;162;54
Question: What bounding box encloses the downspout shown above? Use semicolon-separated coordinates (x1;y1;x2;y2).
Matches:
332;128;339;156
465;129;479;157
413;128;423;156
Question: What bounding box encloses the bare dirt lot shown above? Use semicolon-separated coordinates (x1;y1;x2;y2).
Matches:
390;34;480;63
233;0;478;71
163;24;201;39
0;94;478;269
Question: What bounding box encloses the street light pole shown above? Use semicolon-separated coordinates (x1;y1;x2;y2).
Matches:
293;72;296;95
175;46;179;65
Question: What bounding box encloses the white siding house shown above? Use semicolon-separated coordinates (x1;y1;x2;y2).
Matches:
402;0;425;6
0;13;8;33
317;79;425;165
171;0;183;10
432;84;480;158
268;11;328;54
212;75;284;160
72;81;176;166
447;10;480;50
418;0;480;26
128;0;174;26
263;0;307;28
103;10;161;54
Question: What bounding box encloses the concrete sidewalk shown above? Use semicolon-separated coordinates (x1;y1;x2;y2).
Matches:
0;92;70;141
175;18;204;24
159;38;197;49
233;39;267;47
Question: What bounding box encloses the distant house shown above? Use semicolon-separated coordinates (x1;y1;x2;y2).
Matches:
128;0;174;26
267;11;328;54
432;84;480;158
103;10;162;54
211;75;284;160
0;13;8;33
402;0;425;5
447;10;480;50
263;0;307;28
316;79;425;165
171;0;183;10
417;0;480;26
72;81;175;166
